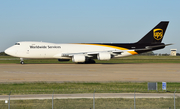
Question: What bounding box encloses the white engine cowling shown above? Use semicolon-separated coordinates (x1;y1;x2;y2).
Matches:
97;52;111;60
72;55;86;62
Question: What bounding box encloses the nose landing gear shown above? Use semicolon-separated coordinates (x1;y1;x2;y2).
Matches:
20;58;24;64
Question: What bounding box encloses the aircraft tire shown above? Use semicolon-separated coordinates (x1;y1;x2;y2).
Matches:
85;59;96;64
77;59;96;64
21;61;24;65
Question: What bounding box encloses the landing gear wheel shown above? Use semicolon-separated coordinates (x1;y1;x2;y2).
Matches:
20;61;24;65
20;58;24;65
85;59;96;64
77;59;96;64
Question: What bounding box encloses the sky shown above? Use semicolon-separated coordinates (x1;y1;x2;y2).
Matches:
0;0;180;53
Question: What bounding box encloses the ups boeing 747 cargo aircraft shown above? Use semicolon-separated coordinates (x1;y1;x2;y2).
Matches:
5;21;171;64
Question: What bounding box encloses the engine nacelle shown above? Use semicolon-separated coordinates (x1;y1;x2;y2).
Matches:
72;55;86;62
97;52;111;60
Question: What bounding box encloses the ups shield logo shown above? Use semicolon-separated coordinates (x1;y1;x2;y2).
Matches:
153;29;163;40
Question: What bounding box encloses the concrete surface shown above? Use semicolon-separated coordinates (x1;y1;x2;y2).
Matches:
0;93;180;100
0;63;180;83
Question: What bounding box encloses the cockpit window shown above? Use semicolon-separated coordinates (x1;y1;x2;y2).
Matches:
15;43;20;45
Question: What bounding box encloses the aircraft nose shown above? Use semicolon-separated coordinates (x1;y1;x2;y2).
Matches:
5;48;14;55
5;48;10;55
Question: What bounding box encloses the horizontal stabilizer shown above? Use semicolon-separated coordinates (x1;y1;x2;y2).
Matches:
135;43;173;51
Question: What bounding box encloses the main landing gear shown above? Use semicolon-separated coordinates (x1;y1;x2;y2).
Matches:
85;59;96;64
78;59;96;64
20;58;24;64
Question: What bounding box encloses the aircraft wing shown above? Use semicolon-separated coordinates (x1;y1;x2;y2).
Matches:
58;43;173;62
61;50;123;58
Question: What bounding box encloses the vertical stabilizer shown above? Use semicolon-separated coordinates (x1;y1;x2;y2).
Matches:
137;21;169;44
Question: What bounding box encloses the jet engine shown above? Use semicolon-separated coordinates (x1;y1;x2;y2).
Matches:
72;55;86;62
97;52;111;60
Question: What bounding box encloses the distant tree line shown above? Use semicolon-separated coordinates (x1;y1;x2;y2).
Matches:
138;51;154;56
177;53;180;56
137;51;180;56
0;52;8;56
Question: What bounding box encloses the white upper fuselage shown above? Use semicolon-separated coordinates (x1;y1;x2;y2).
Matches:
5;41;133;59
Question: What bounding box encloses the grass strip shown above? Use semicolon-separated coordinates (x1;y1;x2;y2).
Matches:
0;82;180;95
0;98;180;109
1;56;180;64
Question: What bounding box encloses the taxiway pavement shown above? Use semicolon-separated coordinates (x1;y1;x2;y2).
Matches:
0;63;180;83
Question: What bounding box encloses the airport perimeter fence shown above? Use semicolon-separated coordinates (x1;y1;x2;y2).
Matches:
0;90;180;109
